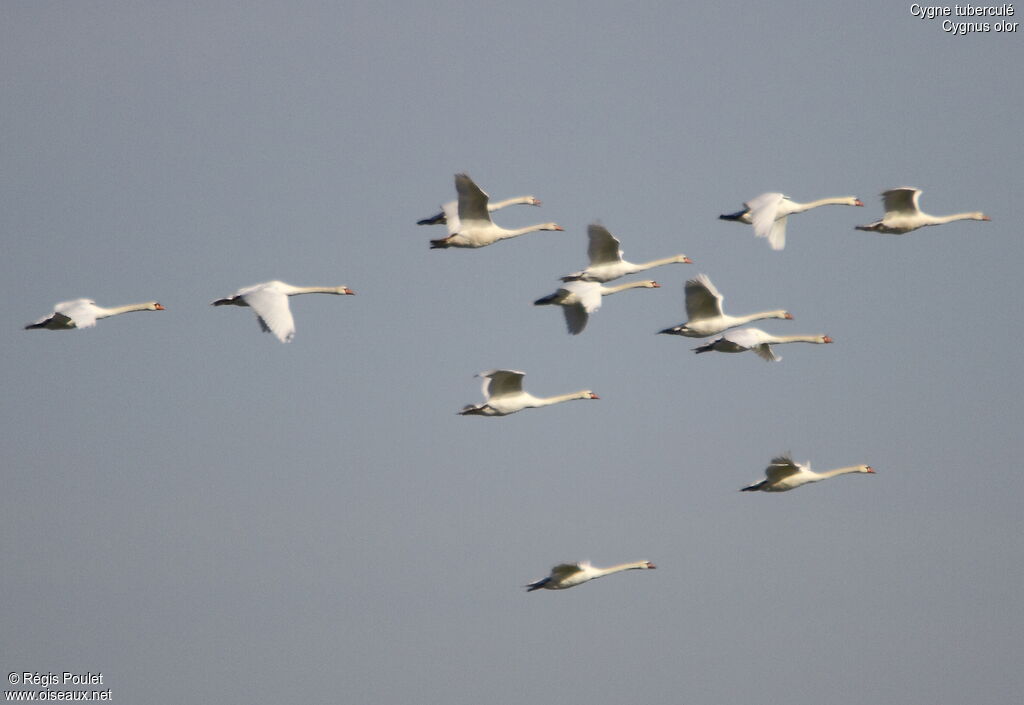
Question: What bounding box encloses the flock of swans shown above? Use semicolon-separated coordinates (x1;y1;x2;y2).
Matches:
25;172;990;592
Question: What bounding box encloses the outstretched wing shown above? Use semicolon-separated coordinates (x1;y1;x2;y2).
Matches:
684;274;724;320
55;299;99;328
768;215;788;251
562;303;589;335
549;562;585;580
586;224;624;266
881;187;921;216
455;173;491;225
479;369;525;400
746;192;784;240
241;287;295;343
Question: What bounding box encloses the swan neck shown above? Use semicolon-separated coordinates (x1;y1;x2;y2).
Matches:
288;285;349;295
97;302;157;318
773;334;826;344
736;310;789;325
594;561;649;577
932;212;985;224
489;196;533;210
602;280;654;295
536;390;591;406
635;255;687;269
818;466;865;480
793;197;854;212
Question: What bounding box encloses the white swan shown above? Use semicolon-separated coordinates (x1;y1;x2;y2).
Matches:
25;299;165;330
417;195;540;226
212;280;355;343
430;174;563;249
855;187;990;234
534;279;661;335
692;327;832;362
741;454;875;492
559;224;691;282
526;560;656;591
720;192;864;250
658;273;792;338
458;369;598;416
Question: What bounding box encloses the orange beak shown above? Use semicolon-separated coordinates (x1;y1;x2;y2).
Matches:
154;303;166;310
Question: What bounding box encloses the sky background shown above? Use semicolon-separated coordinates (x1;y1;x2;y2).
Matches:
2;2;1022;703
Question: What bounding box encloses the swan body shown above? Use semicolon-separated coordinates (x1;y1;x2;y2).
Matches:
855;187;990;234
720;192;864;250
417;195;541;226
534;279;660;335
25;299;165;330
526;560;656;591
430;174;563;249
741;454;875;492
658;273;792;338
212;280;355;343
458;369;598;416
692;327;832;362
560;224;691;282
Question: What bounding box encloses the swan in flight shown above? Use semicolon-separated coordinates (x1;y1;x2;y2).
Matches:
212;280;355;343
526;560;656;591
458;369;598;416
741;454;875;492
855;187;990;234
692;327;832;362
417;194;540;226
430;174;562;249
720;192;863;250
658;273;791;338
25;299;165;330
534;279;660;335
559;224;691;282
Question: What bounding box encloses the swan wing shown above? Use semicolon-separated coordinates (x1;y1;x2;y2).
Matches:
768;216;788;250
882;187;921;216
684;274;724;319
241;287;295;343
586;224;625;265
746;193;784;239
564;280;603;313
721;327;765;349
479;369;525;399
455;173;492;226
441;200;461;235
751;343;779;362
55;299;99;328
549;562;585;580
765;455;802;482
562;303;589;335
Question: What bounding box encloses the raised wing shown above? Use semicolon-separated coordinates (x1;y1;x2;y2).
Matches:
684;274;724;320
455;173;491;225
746;192;785;240
441;200;461;235
881;187;921;216
765;455;802;483
241;287;295;343
480;369;525;399
586;224;624;266
549;562;585;580
55;299;99;328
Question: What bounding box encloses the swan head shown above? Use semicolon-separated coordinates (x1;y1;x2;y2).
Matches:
974;213;991;221
643;561;656;569
677;255;694;264
152;303;166;311
641;281;660;289
583;391;599;400
853;198;865;207
782;312;793;320
527;197;542;207
541;223;564;231
822;335;833;344
336;286;356;295
863;465;876;474
658;325;685;335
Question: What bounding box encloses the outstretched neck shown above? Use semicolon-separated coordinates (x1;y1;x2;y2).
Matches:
772;334;829;344
602;280;658;296
594;561;651;577
287;285;354;296
534;390;595;407
816;465;868;480
736;309;790;325
634;254;691;269
489;196;537;210
97;302;161;318
930;211;989;225
497;223;562;240
791;197;859;213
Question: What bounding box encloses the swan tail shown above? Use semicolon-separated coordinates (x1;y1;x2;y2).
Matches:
211;297;238;306
525;578;550;591
559;272;584;282
659;326;685;336
430;237;453;249
741;481;766;492
533;293;559;306
692;342;715;354
417;211;446;226
719;209;748;222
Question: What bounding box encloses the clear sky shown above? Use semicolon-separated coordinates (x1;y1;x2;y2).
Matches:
2;2;1022;704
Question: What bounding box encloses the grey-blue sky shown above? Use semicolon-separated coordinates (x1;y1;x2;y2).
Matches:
2;2;1021;704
